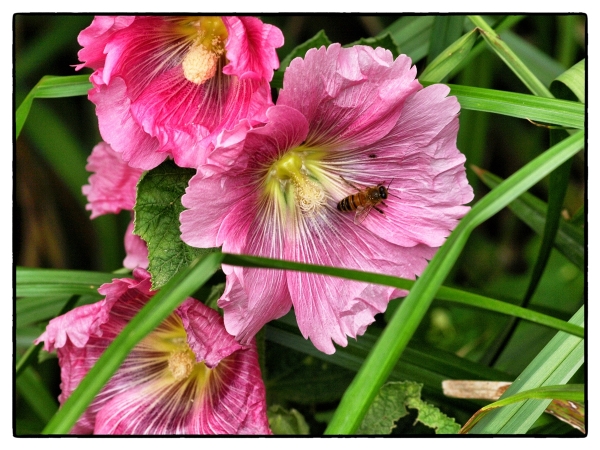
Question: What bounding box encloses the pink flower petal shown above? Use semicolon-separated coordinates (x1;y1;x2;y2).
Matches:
36;269;270;435
285;216;436;354
81;141;144;218
123;219;149;269
89;79;166;170
78;15;282;170
278;44;421;150
222;16;284;81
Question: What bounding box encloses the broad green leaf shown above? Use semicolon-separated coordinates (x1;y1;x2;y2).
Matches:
357;381;461;434
134;160;216;289
551;59;585;103
42;251;224;434
16;74;91;138
272;30;332;89
473;168;584;271
461;384;584;433
420;28;478;83
438;83;584;130
268;405;310;435
468;306;584;434
325;130;583;434
468;16;553;98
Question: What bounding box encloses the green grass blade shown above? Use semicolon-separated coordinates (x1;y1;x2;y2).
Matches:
473;168;584;271
17;367;59;424
449;15;526;79
426;16;466;64
552;59;585;103
461;384;584;433
420;28;478;83
436;83;584;129
501;31;567;88
223;254;583;338
468;16;553;98
16;75;91;138
381;16;434;62
468;307;584;433
324;130;583;434
16;267;116;286
268;316;511;399
521;131;572;302
41;252;224;434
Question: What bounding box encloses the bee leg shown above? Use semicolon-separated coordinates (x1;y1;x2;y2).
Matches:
374;206;385;215
340;176;363;191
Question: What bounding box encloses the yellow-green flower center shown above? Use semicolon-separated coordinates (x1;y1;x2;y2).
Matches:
266;149;327;217
139;315;210;388
180;17;228;85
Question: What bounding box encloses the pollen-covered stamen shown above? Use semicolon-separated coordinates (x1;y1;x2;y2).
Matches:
168;349;196;381
270;152;326;216
181;17;228;85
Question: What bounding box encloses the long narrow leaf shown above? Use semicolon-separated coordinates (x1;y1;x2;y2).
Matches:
468;16;553;98
468;307;584;433
381;15;434;62
426;16;466;64
552;59;585;103
223;254;582;338
324;130;584;434
473;168;584;271
437;84;584;130
16;367;59;424
461;384;584;433
420;28;478;83
16;75;91;138
42;252;224;434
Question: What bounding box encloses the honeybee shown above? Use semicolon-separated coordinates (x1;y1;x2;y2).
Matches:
337;176;396;225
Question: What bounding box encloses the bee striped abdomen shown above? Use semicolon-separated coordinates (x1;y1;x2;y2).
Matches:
337;193;364;212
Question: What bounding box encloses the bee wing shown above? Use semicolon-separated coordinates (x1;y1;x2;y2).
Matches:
354;204;373;225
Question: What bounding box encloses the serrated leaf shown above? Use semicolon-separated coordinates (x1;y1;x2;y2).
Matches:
268;405;310;435
357;381;460;435
134;160;216;289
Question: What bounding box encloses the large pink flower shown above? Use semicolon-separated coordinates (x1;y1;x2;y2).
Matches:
77;16;284;169
180;44;474;354
82;141;148;269
35;268;271;435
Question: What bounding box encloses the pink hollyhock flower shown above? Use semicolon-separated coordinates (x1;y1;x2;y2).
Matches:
180;44;474;354
35;268;271;435
76;16;284;169
82;141;148;269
